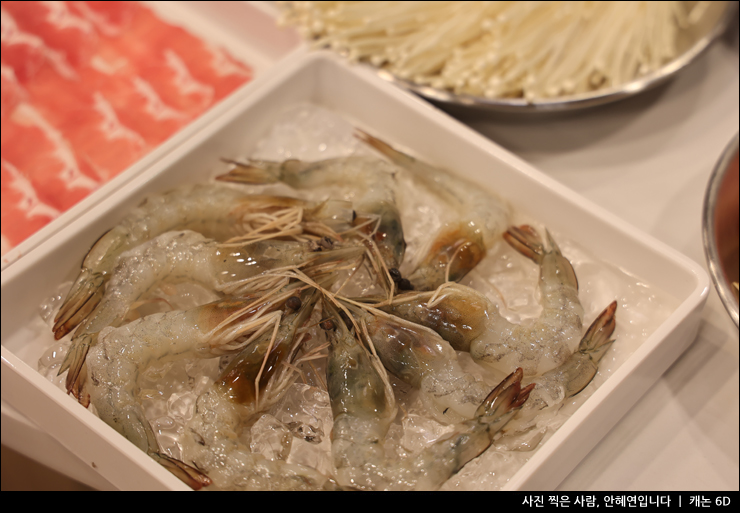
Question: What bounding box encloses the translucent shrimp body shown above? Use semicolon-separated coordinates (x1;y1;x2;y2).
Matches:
59;230;361;397
480;225;583;376
218;155;406;273
356;130;510;290
179;290;341;491
323;302;532;491
381;226;584;377
324;301;397;490
54;184;347;341
86;297;282;489
520;301;616;417
346;302;493;423
183;378;339;491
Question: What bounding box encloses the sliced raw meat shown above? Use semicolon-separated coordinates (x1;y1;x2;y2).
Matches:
2;1;98;69
1;103;99;211
17;53;148;181
1;63;26;119
1;158;59;251
1;1;254;254
1;6;61;83
66;1;136;37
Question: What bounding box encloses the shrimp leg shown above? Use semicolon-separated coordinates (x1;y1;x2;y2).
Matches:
177;289;345;491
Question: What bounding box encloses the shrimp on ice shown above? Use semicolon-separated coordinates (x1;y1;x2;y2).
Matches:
217;155;407;279
322;300;398;490
355;129;510;291
341;300;495;423
86;296;289;489
54;183;352;340
179;288;341;490
59;230;364;401
322;300;532;491
379;225;584;377
216;287;321;413
504;300;617;434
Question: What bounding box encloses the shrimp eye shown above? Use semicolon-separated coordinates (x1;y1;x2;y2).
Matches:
286;296;302;311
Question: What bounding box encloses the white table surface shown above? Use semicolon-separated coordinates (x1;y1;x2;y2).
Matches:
2;17;738;493
453;21;739;492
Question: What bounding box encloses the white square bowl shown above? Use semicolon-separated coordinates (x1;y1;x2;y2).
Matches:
0;52;710;491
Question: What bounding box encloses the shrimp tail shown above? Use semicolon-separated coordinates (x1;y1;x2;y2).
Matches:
475;368;534;422
579;301;617;360
59;333;94;387
54;226;130;337
505;225;579;291
53;272;105;339
150;452;212;490
217;159;283;185
502;225;545;264
69;365;91;407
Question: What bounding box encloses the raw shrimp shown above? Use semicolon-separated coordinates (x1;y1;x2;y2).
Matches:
179;289;341;490
323;300;533;491
182;388;338;491
59;230;363;400
217;155;407;276
343;300;494;423
86;296;287;489
505;300;617;434
323;300;398;490
355;129;510;290
54;183;352;340
379;225;584;377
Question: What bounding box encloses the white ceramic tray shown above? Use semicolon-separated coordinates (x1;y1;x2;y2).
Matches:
1;1;302;270
0;52;709;491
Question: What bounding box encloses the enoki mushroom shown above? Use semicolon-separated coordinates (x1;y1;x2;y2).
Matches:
279;1;709;101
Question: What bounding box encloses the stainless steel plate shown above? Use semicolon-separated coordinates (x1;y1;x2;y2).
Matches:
703;133;739;328
373;1;736;113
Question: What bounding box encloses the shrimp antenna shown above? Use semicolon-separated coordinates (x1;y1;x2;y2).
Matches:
253;315;283;408
222;207;305;245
